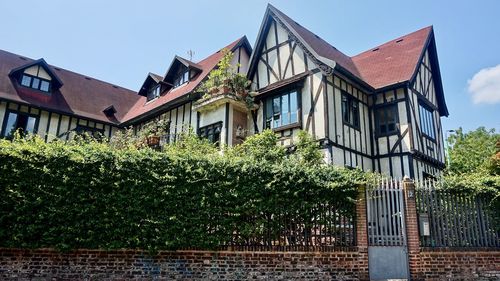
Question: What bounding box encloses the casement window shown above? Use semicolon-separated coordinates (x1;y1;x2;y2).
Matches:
1;111;38;137
198;122;222;146
73;125;105;140
146;85;161;101
264;90;299;129
375;105;398;136
341;93;360;129
20;74;51;93
419;103;435;140
173;68;189;88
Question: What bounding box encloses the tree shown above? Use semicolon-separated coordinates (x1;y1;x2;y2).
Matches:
445;127;500;227
447;127;500;174
293;130;323;165
231;129;286;163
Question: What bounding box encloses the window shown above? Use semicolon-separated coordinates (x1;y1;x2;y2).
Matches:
19;74;51;92
419;103;435;140
342;93;360;128
40;80;50;92
146;85;161;101
198;122;222;146
265;90;299;129
21;75;31;87
1;111;38;137
173;68;189;88
375;105;398;135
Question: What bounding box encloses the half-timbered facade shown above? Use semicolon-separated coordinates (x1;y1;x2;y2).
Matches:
0;37;251;148
0;4;448;180
246;5;448;180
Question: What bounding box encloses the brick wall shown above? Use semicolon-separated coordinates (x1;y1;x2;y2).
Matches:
1;183;498;280
0;248;368;280
417;248;500;281
404;178;425;279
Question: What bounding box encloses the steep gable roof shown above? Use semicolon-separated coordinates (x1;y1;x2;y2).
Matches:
137;72;164;97
249;5;447;116
122;36;251;123
351;26;432;90
162;56;203;87
149;72;163;83
268;4;360;78
0;49;140;124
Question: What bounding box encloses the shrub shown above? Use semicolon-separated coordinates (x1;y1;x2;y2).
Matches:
0;133;365;251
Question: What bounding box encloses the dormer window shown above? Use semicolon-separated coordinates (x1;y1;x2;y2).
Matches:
147;84;161;101
20;74;51;92
19;65;52;93
9;59;63;94
162;56;201;91
173;68;189;88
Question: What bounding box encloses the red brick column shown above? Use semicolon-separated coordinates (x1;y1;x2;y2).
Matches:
402;177;421;280
356;184;369;280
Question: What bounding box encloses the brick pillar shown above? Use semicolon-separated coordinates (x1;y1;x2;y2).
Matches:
402;177;421;280
355;184;369;280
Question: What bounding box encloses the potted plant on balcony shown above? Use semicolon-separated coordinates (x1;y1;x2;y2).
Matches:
195;49;256;112
140;119;170;148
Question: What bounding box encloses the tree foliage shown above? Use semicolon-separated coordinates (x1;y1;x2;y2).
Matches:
444;127;500;226
447;127;500;174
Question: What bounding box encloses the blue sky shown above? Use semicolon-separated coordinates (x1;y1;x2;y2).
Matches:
1;0;498;132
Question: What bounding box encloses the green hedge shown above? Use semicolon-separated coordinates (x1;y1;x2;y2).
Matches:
0;136;364;251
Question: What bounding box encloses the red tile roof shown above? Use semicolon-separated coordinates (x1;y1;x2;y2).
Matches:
122;37;246;123
268;4;433;91
352;26;432;89
0;36;249;125
0;49;140;124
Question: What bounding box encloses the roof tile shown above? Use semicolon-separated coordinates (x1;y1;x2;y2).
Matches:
0;49;139;124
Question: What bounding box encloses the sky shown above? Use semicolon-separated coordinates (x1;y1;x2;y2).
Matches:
0;0;499;133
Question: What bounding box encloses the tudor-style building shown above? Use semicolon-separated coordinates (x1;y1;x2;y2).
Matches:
0;5;448;180
0;37;252;147
246;4;448;180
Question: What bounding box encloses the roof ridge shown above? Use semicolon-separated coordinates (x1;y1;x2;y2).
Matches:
195;36;245;64
0;49;137;94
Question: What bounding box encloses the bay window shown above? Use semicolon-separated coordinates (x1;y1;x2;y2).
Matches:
265;90;299;129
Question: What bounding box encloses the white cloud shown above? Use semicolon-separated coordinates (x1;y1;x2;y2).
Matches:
468;64;500;104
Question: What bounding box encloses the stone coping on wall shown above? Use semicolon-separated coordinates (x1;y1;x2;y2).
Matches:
421;247;500;252
0;247;361;255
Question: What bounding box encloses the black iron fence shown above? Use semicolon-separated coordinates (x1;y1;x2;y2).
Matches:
416;180;499;248
214;203;356;252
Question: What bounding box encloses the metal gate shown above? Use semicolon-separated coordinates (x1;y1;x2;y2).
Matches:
367;179;409;280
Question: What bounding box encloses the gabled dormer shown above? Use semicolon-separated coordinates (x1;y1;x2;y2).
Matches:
162;56;202;91
138;72;164;102
9;58;63;94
